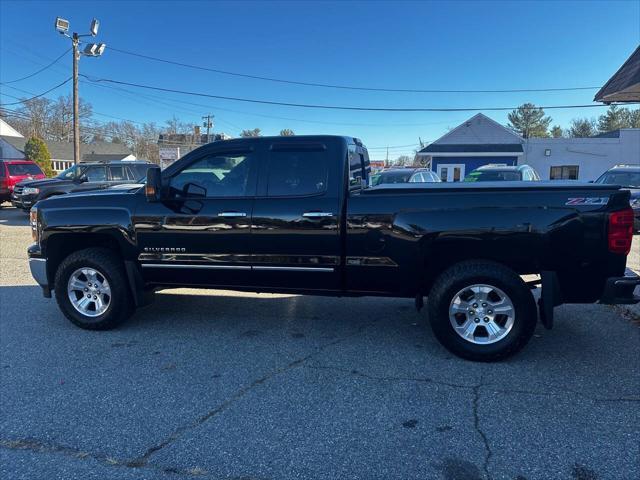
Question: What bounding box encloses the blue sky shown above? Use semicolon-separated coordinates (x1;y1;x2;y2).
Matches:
1;0;639;159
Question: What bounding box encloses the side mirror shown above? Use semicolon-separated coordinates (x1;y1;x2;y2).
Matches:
145;166;162;202
75;174;88;183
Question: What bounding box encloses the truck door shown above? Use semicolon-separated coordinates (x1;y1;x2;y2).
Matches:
250;140;342;292
133;146;258;287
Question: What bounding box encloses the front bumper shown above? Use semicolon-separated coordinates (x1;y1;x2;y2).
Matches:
11;193;36;210
599;269;640;305
28;245;51;297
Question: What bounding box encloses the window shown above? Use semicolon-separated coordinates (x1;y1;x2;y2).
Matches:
83;166;107;182
267;150;328;197
550;165;579;180
348;150;365;189
169;153;254;198
7;163;44;176
595;171;640;188
439;167;448;182
452;167;462;182
127;164;151;182
109;166;126;181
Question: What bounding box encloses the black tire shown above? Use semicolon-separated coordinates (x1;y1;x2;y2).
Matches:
54;248;133;330
427;260;537;362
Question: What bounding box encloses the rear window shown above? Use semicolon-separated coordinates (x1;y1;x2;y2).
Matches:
465;170;521;182
377;170;413;184
7;163;44;176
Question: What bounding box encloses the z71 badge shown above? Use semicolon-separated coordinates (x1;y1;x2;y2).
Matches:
565;197;609;206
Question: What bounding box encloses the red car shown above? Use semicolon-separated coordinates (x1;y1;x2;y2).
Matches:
0;160;46;207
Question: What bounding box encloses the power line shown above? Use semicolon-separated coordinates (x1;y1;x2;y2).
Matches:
81;75;632;112
81;78;465;128
0;78;72;106
1;48;70;84
108;46;602;94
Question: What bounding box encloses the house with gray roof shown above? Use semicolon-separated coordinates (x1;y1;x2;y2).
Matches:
0;118;135;173
416;113;639;182
595;45;640;103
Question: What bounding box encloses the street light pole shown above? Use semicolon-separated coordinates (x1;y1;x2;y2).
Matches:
72;32;80;166
55;17;106;168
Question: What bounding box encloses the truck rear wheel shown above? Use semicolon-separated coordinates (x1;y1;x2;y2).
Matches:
54;248;133;330
427;260;537;362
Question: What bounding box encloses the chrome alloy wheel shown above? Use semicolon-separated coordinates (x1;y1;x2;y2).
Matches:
448;284;515;344
67;267;112;318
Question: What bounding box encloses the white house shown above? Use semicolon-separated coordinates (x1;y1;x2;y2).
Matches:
416;114;639;181
524;129;640;180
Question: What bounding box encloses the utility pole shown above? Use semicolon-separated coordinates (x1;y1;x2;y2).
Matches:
55;17;106;167
202;114;214;143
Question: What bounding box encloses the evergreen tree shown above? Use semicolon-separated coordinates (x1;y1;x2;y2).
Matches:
24;136;54;177
507;103;552;138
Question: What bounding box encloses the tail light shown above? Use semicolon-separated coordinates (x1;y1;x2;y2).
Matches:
608;208;634;255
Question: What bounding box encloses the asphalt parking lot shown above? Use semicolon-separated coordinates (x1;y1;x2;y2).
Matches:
0;205;638;480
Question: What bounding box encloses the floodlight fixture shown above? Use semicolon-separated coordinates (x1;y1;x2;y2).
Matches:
55;17;70;34
90;18;99;37
83;43;106;57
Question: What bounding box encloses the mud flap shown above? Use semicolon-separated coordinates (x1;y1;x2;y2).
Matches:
124;260;153;307
538;271;562;330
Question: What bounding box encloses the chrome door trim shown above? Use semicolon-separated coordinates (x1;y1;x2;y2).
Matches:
217;211;247;217
253;266;334;272
302;212;334;218
141;264;251;270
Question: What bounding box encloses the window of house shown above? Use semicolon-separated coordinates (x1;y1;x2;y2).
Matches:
267;149;328;197
550;165;579;180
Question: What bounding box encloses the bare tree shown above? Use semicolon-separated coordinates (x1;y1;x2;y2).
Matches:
240;128;262;137
568;118;597;138
279;129;295;136
394;155;413;167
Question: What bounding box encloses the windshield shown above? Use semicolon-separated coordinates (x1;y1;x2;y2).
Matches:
595;171;640;188
465;170;521;182
57;165;84;180
376;170;413;185
7;163;44;176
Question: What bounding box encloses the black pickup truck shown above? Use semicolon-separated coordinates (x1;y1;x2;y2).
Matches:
27;136;639;361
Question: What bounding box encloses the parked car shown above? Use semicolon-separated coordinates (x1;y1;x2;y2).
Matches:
28;136;638;361
11;160;153;211
594;164;640;230
372;167;440;186
464;164;541;182
0;160;46;207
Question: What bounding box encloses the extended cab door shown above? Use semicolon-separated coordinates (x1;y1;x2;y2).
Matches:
133;146;258;287
250;139;343;292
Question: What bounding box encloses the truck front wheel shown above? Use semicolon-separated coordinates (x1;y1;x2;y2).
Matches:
54;248;133;330
427;261;537;362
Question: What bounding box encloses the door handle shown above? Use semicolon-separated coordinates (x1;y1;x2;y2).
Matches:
218;211;247;218
302;212;334;218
